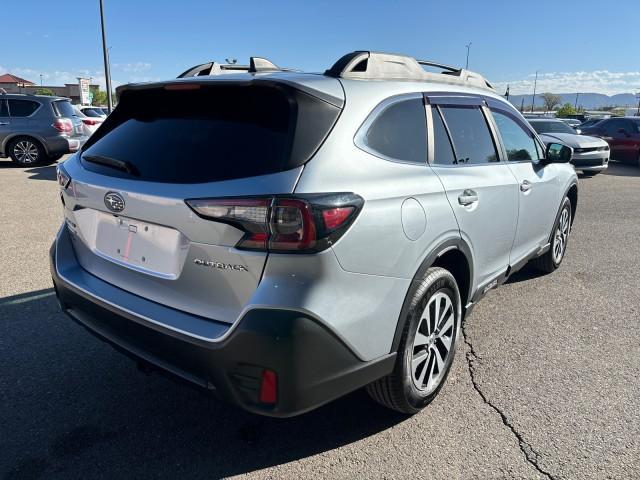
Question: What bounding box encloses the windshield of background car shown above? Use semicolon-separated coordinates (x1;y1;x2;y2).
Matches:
530;121;574;134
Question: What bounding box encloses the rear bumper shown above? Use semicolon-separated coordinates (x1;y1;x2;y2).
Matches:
46;135;89;155
50;225;394;417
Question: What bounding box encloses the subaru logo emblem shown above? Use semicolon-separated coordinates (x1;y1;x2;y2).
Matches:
104;192;125;213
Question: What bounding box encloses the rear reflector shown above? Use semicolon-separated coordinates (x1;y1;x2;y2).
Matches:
259;369;278;404
322;207;355;230
186;193;363;253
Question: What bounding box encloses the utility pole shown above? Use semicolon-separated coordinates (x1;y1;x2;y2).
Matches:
530;70;539;113
465;42;472;69
99;0;113;112
575;92;579;110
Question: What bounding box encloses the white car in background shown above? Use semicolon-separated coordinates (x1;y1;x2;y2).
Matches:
73;108;104;136
529;118;609;176
78;106;108;119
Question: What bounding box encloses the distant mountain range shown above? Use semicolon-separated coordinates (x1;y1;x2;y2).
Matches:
505;92;638;110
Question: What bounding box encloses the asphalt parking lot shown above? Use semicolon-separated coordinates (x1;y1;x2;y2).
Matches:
1;157;638;480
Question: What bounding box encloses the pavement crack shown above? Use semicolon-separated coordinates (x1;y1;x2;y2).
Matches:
461;320;557;480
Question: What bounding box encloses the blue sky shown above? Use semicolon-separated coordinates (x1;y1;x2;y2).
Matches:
2;0;639;95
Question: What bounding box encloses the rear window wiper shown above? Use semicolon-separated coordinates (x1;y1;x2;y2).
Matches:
82;154;140;176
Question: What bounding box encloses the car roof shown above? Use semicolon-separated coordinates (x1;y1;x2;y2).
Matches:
1;93;69;101
120;51;502;110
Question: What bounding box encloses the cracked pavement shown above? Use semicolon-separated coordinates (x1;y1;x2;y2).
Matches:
1;158;639;479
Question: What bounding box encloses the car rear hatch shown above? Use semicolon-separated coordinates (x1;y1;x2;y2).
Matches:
61;77;343;323
52;99;85;138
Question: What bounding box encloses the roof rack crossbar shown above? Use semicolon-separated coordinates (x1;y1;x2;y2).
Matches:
325;51;495;92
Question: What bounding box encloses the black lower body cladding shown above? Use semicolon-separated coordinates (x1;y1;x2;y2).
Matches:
50;232;395;417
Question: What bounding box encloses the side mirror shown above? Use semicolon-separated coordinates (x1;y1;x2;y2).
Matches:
542;143;572;165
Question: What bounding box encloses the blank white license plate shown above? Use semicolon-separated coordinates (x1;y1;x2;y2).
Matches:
92;213;188;279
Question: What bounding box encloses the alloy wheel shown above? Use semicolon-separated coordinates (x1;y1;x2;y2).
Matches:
411;291;456;394
13;141;39;164
553;206;570;264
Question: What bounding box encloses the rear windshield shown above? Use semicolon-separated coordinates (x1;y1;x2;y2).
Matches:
52;100;77;118
81;83;341;183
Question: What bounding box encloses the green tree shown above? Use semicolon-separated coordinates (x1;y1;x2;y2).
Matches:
35;88;55;96
556;103;577;117
541;92;562;112
91;89;108;106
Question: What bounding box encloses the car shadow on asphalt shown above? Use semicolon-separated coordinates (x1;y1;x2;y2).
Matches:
601;161;640;177
504;264;542;285
24;165;57;181
1;290;408;480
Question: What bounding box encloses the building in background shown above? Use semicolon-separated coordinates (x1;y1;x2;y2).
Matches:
0;73;99;104
0;73;35;93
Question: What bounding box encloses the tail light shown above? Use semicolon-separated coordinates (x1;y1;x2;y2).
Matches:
52;118;73;133
186;193;363;253
82;119;99;126
56;163;76;198
56;164;71;188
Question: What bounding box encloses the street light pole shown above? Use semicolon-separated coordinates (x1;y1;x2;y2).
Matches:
575;92;580;110
530;70;539;113
39;74;43;87
99;0;113;112
465;42;472;69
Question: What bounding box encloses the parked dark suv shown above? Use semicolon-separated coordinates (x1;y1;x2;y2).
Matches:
581;117;640;166
0;94;88;166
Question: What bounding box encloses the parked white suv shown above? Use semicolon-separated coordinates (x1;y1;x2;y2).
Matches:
51;51;578;416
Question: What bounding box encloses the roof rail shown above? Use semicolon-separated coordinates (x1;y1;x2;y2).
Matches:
177;56;288;78
325;51;494;91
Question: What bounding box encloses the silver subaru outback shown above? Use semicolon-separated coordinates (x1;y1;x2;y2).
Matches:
51;51;578;417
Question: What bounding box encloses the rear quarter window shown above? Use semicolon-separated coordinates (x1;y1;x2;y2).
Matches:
357;97;427;164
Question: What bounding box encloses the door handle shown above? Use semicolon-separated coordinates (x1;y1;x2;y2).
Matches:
0;121;9;126
520;180;532;192
458;189;479;206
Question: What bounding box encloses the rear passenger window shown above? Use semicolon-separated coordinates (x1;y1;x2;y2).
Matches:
0;100;8;117
362;98;427;164
8;99;39;117
439;106;498;165
432;108;456;165
492;110;539;162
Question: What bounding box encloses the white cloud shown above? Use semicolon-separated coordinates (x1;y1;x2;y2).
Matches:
494;70;640;96
113;62;152;73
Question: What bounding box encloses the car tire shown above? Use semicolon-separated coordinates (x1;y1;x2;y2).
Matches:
531;196;572;274
366;267;461;414
8;137;46;166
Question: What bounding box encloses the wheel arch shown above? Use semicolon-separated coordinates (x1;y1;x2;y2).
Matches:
3;133;49;155
390;238;473;353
